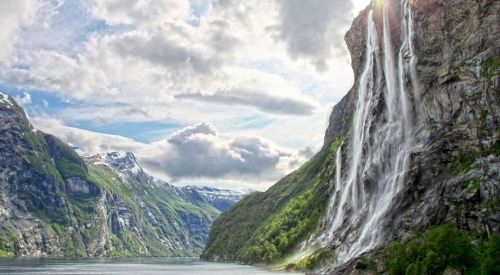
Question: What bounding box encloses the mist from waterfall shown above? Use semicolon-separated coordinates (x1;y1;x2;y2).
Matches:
310;0;419;264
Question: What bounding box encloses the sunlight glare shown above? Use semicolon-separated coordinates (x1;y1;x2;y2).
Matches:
353;0;372;12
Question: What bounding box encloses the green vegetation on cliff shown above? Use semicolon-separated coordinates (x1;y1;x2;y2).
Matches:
44;134;88;179
383;226;500;275
291;248;335;271
201;139;342;263
0;95;228;257
87;164;220;256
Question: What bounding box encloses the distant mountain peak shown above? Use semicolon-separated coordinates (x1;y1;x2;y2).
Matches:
0;91;14;107
0;93;249;258
183;185;253;196
181;185;253;212
86;151;143;175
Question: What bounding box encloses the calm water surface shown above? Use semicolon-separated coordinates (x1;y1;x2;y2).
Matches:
0;257;303;275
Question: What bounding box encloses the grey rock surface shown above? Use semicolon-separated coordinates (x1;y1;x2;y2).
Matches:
320;0;499;273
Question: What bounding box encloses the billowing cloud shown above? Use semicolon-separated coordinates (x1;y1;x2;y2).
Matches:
142;122;300;179
0;0;363;189
274;0;354;71
0;0;41;61
0;0;354;118
0;49;108;100
111;32;221;74
85;0;190;26
34;118;305;183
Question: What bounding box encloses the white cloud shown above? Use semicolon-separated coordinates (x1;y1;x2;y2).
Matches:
0;0;364;188
2;0;358;111
176;88;318;116
0;0;42;61
1;50;108;100
1;30;321;118
143;122;300;179
15;92;32;106
32;117;146;153
110;31;222;74
0;0;356;116
85;0;190;26
274;0;354;71
33;118;306;188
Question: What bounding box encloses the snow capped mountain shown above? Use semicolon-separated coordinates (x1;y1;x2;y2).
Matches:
183;185;252;202
86;152;143;175
85;151;166;187
0;99;224;257
181;185;254;212
0;91;14;107
85;151;251;212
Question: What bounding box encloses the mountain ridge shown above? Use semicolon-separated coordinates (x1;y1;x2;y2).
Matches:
0;94;246;257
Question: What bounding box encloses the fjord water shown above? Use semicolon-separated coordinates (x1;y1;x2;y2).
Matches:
0;258;303;275
313;0;419;263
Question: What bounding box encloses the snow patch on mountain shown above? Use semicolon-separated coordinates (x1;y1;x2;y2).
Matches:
87;152;143;175
181;185;254;211
0;91;13;107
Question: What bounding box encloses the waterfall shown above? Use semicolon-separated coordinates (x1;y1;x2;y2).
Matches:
326;8;379;238
310;0;419;264
320;144;344;247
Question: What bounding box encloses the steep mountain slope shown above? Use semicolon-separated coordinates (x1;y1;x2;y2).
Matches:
85;152;247;213
0;94;242;256
202;0;499;273
83;152;221;256
201;139;342;262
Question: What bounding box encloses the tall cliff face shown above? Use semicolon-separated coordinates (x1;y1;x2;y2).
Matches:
380;0;497;234
203;0;499;273
318;0;499;272
390;0;499;241
324;0;498;246
0;94;244;256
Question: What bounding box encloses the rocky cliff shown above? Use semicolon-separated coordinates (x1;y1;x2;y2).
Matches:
0;94;244;256
320;0;500;273
202;0;499;273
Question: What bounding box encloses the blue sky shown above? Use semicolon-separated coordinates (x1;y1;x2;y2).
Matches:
0;0;369;190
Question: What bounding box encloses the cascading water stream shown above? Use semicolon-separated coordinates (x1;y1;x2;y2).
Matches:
307;0;420;264
321;144;344;233
327;9;379;236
